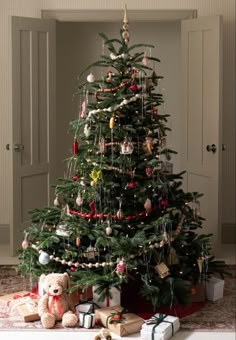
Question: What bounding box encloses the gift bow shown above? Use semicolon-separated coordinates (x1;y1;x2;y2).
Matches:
106;308;128;327
48;294;63;316
146;314;174;340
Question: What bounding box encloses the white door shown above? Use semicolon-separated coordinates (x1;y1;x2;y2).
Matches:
181;16;223;255
11;17;56;255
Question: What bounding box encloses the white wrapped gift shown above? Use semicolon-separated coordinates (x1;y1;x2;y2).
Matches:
141;313;180;340
79;312;96;328
92;286;120;307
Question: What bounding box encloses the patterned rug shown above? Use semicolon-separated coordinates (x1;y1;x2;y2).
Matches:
0;265;235;331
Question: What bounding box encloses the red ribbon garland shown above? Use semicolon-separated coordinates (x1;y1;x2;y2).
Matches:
48;294;63;316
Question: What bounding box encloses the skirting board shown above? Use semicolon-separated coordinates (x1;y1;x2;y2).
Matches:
222;223;236;244
0;224;9;244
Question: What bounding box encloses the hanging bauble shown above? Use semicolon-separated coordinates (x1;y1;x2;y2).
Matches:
142;56;149;66
110;53;116;60
56;223;72;237
39;251;50;265
73;174;79;181
117;208;124;220
54;195;61;207
116;258;127;277
76;191;83;206
84;244;98;259
109;115;115;129
76;236;80;247
145;167;152;177
84;124;91;137
143;137;153;153
155;262;170;278
89;169;102;186
106;225;112;236
160;198;168;207
120;138;134;154
122;30;130;43
22;239;29;249
128;181;136;189
98;137;106;153
72;139;78;155
87;72;95;83
130;84;138;91
144;198;152;213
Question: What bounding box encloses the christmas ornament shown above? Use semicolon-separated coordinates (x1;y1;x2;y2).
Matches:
109;115;115;129
145;166;152;177
120;138;134;154
142;54;149;66
76;236;81;247
89;169;102;185
73;174;79;181
88;201;96;218
80;100;86;119
144;198;152;213
72;138;78;155
22;239;29;249
106;71;113;82
76;191;83;206
56;223;72;237
54;195;61;207
197;257;203;274
65;204;72;216
143;137;153;153
128;181;136;189
106;224;112;236
87;72;95;83
84;124;91;137
98;137;106;153
83;244;99;259
130;84;138;91
39;251;50;265
155;262;170;278
117;209;124;220
116;258;127;277
122;5;129;44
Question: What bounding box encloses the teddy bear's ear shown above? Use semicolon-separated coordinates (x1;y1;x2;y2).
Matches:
63;272;70;289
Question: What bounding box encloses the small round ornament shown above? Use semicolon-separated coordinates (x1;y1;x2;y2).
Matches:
144;198;152;213
54;195;61;207
76;191;83;206
39;251;50;265
87;72;95;83
22;239;29;249
128;181;136;189
73;174;79;181
117;208;124;220
106;225;112;236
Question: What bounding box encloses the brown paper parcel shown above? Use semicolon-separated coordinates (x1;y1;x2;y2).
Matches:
0;291;30;307
95;304;144;337
16;298;40;322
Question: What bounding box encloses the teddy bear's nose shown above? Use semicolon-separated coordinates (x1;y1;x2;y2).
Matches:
53;289;59;294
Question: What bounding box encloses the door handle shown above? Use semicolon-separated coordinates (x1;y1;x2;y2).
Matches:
206;144;217;153
14;143;24;152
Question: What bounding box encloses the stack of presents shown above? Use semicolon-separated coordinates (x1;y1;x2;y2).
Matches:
0;276;225;339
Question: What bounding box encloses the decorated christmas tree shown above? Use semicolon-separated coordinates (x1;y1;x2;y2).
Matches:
18;9;227;308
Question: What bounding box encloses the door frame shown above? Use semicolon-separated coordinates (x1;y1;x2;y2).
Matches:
41;9;197;22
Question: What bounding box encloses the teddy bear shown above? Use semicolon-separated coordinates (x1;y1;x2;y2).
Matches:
38;272;78;329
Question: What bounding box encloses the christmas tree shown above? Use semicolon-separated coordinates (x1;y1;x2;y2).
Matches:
18;9;227;308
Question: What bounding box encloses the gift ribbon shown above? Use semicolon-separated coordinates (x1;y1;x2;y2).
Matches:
48;294;63;316
146;314;174;340
106;308;129;327
80;312;94;328
8;292;38;307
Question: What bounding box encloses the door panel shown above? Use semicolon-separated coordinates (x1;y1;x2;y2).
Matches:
181;16;223;254
11;17;56;255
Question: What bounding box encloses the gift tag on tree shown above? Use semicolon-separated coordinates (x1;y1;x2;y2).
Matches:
155;262;170;278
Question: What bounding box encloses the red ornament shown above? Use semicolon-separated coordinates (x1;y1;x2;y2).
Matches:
72;140;78;155
160;199;168;207
130;84;138;91
145;167;152;177
73;175;79;181
128;181;136;189
70;267;76;272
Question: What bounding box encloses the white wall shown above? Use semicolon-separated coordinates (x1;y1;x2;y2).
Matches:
56;21;181;177
0;0;235;229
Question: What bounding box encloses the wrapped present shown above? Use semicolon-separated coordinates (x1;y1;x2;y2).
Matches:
0;291;31;307
141;313;180;340
75;301;94;314
79;312;96;328
95;304;144;337
206;277;224;301
0;291;40;322
93;286;120;307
